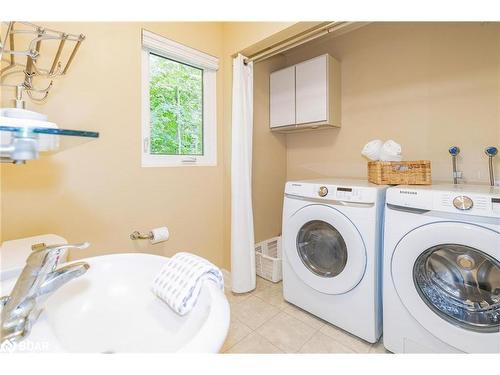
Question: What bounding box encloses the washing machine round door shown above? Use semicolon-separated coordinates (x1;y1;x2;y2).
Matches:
391;222;500;353
284;204;366;294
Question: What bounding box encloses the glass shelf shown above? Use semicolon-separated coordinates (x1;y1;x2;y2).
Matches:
0;125;99;162
0;125;99;138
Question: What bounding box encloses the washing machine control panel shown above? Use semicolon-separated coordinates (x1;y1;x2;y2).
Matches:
318;185;375;203
333;187;361;201
318;186;329;197
285;181;381;204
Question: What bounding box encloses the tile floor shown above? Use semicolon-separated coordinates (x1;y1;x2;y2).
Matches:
221;276;390;354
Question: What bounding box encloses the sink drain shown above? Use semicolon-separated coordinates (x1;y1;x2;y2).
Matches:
101;350;115;354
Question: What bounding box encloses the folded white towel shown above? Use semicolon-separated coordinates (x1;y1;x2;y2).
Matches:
380;140;402;161
361;139;383;161
152;252;224;316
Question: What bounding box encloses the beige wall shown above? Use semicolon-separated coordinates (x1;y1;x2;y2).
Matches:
1;22;226;265
0;21;299;269
284;22;500;184
252;56;287;242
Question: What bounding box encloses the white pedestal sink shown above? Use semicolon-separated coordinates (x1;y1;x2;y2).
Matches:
0;253;230;353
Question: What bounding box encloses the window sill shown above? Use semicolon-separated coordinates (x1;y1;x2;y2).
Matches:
141;157;217;168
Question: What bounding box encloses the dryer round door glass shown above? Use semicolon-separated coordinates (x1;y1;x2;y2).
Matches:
297;220;348;277
391;222;500;352
413;244;500;332
285;204;366;295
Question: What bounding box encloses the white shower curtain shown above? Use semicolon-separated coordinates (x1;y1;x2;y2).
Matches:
230;54;255;293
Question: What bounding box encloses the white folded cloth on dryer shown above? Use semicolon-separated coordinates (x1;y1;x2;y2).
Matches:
152;252;224;315
379;140;402;161
361;139;384;161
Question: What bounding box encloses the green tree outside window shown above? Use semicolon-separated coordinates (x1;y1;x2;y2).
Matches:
149;53;203;155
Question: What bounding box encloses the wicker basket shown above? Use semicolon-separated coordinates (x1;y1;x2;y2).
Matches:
368;160;431;185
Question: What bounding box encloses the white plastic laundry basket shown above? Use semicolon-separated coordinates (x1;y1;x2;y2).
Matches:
255;236;282;283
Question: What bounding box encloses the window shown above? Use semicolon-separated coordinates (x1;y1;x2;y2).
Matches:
141;30;218;167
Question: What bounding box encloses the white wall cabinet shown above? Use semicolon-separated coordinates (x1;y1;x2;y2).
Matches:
269;54;341;132
269;66;296;128
295;55;328;124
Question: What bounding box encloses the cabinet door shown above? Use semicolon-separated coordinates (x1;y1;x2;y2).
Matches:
270;66;295;128
295;55;327;124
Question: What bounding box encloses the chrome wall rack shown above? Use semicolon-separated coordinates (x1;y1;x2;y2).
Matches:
0;21;85;106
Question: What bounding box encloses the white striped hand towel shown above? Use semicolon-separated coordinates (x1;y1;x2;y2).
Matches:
151;252;224;316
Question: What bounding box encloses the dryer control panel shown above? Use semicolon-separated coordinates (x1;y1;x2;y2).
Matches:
386;185;500;219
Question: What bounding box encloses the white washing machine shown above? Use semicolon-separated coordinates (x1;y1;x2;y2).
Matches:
282;179;387;343
383;184;500;353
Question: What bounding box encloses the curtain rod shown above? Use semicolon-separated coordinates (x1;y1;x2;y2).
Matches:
243;21;349;65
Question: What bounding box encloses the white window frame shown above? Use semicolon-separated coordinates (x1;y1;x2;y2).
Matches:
141;29;218;167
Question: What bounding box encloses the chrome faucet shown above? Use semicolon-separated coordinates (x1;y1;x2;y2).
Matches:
1;242;90;345
448;146;461;184
484;146;498;187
